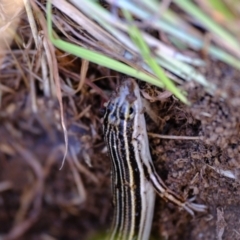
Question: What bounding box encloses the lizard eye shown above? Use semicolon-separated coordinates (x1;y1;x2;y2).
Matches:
129;107;134;115
128;106;135;119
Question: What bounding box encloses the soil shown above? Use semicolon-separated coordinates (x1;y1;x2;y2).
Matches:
1;6;240;240
1;58;240;240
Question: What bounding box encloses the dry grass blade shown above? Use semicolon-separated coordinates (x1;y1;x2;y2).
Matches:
30;1;69;169
76;59;89;93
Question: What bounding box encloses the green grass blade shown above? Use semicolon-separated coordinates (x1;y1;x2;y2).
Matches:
123;9;188;103
175;0;240;50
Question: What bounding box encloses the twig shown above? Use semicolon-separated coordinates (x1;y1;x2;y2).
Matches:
148;132;201;140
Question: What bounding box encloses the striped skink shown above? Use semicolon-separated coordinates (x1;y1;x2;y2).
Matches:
103;78;206;240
